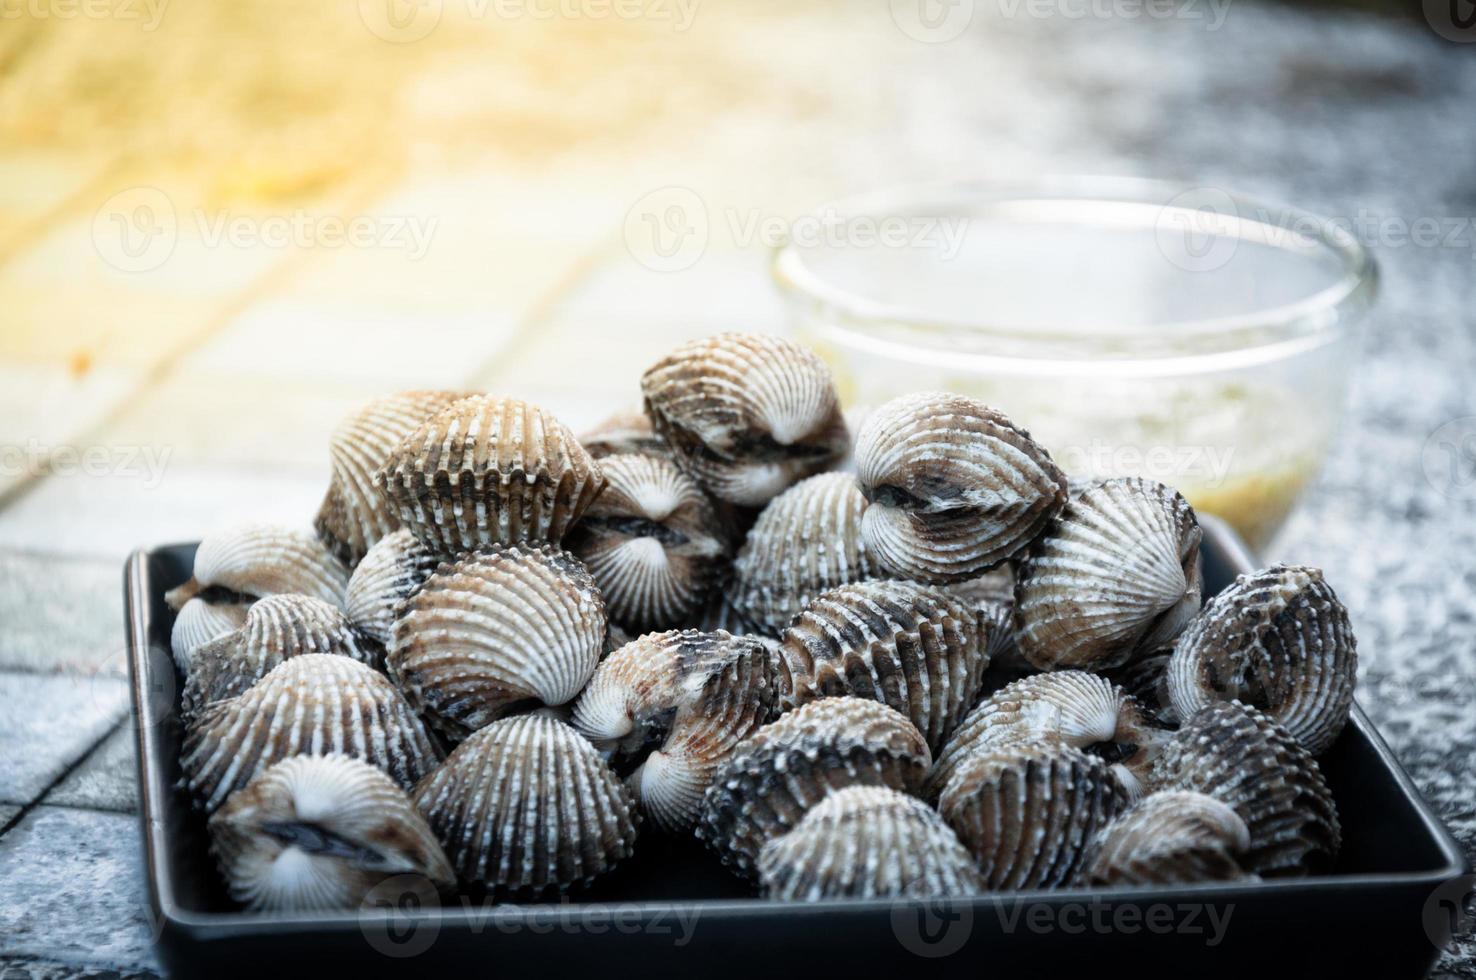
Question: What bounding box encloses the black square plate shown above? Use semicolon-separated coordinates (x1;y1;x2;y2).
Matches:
125;517;1469;978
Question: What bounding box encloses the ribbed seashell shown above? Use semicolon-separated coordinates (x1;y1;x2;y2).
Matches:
182;594;376;723
565;453;729;632
579;409;669;460
314;390;466;566
343;529;442;648
1013;478;1203;672
1084;790;1252;887
696;697;931;879
1150;700;1340;876
387;546;606;741
729;472;877;636
170;597;250;674
938;735;1130;889
854;392;1068;582
571;630;777;832
411;714;639;893
774;580;987;752
209;754;454;911
1167;564;1357;756
926;671;1161;802
640;333;850;507
375;395;605;554
166;525;350;671
181;654;440;813
757;786;982;901
946;571;1025;673
1104;648;1177;727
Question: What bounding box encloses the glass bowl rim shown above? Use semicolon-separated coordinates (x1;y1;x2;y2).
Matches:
769;175;1379;359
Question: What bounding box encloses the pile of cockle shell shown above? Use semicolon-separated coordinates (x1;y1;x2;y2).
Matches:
165;332;1357;911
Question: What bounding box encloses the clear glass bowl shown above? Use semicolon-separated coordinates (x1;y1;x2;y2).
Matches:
772;177;1378;549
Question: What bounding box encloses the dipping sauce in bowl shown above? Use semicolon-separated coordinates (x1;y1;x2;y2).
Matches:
772;178;1377;548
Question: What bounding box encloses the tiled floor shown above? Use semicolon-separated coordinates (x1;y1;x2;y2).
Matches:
2;1;1474;977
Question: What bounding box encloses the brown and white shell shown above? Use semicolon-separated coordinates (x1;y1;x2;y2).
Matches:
182;594;376;723
853;392;1068;582
927;671;1162;802
571;630;777;832
209;753;454;911
1104;647;1177;727
757;786;982;901
1014;478;1203;672
640;333;850;507
946;571;1026;674
1150;699;1340;876
166;524;350;671
182;654;441;813
696;697;932;879
411;713;639;893
938;734;1130;890
314;390;466;566
375;395;606;554
343;529;442;648
1084;789;1252;887
1167;564;1357;756
729;472;878;636
387;546;606;741
565;453;729;632
774;580;988;752
579;409;669;460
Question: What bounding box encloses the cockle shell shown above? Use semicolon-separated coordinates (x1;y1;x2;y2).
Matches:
1151;700;1340;876
938;735;1130;890
182;654;441;813
411;713;639;893
166;524;350;671
343;529;442;648
729;472;878;636
387;546;606;741
1167;564;1357;756
376;395;606;554
580;410;669;460
209;753;454;911
926;671;1161;802
774;580;987;751
1014;478;1203;672
182;594;375;723
1084;789;1252;887
571;630;777;832
640;333;850;507
314;390;466;566
565;453;729;632
696;697;931;879
757;786;982;901
853;392;1068;582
